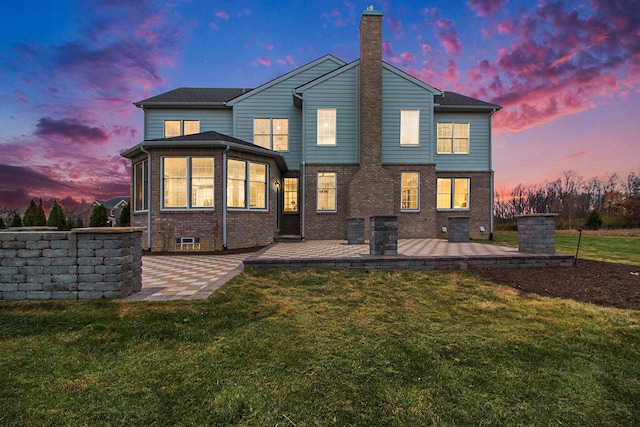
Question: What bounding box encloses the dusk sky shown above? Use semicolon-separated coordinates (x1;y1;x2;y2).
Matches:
1;0;638;211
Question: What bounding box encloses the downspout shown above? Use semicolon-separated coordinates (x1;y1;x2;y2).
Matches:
140;145;152;251
489;108;497;240
222;145;230;250
293;89;306;240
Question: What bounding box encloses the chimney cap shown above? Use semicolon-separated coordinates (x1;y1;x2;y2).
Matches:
362;5;383;16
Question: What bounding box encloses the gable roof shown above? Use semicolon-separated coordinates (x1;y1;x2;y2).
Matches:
95;196;130;209
434;91;501;111
120;131;287;171
226;54;346;106
134;88;252;108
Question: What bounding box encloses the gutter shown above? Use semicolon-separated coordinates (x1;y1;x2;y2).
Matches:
140;146;152;250
222;145;230;250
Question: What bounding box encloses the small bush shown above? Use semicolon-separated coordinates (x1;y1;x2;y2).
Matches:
10;212;22;227
47;199;67;230
584;210;603;230
117;202;130;227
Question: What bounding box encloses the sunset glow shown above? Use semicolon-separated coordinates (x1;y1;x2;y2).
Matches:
1;0;638;211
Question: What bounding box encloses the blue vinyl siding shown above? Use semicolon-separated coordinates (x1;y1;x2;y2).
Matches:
302;66;358;164
144;109;233;140
232;58;344;170
433;112;491;171
381;68;434;164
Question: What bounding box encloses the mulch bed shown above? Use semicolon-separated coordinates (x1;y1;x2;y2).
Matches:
476;259;640;310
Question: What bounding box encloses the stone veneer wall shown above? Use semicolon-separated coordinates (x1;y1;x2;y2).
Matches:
0;228;142;301
517;214;556;254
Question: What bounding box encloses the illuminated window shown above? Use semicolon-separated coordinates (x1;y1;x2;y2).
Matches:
401;172;419;211
283;178;298;213
227;159;268;210
133;160;148;212
253;118;289;151
162;157;214;209
437;122;469;154
164;120;200;137
400;110;419;146
437;178;469;210
317;172;336;211
317;109;336;145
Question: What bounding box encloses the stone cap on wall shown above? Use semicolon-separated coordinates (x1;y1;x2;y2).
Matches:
71;227;145;234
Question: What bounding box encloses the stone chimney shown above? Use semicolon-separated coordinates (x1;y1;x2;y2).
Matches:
347;6;395;232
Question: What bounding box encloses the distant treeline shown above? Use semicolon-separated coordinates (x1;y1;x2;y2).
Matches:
495;170;640;230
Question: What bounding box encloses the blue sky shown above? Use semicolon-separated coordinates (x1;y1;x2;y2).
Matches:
1;0;638;210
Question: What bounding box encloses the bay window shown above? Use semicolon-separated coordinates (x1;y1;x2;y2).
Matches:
162;157;214;209
133;159;148;212
227;159;268;210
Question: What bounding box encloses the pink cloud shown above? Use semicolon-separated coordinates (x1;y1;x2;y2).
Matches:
467;0;508;17
258;58;271;66
215;11;229;20
209;22;219;31
435;19;462;56
266;44;274;51
321;9;345;27
276;59;286;65
34;117;108;143
382;41;401;64
421;43;431;55
286;55;295;65
386;17;405;38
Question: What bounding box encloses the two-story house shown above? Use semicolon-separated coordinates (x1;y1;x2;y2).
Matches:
121;6;501;252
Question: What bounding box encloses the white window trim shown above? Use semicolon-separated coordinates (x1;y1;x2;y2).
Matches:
317;108;337;146
226;159;269;211
253;118;289;152
400;110;420;146
400;171;420;212
316;172;337;212
437;177;470;211
133;159;148;212
437;122;470;154
160;156;215;211
163;120;201;138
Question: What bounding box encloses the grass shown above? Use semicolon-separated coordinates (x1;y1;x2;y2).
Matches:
488;231;640;266
2;269;640;426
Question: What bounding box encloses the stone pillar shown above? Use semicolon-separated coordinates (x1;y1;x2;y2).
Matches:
370;216;398;256
347;218;365;244
517;214;556;254
447;217;470;243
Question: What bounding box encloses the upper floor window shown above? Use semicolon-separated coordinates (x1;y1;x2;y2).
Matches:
133;159;148;212
227;159;268;210
317;172;336;211
437;122;469;154
317;108;336;145
401;172;419;211
253;118;289;151
400;110;420;146
162;157;214;209
283;178;298;213
437;178;469;210
164;120;200;138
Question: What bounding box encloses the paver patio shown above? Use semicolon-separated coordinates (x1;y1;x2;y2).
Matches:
127;239;573;301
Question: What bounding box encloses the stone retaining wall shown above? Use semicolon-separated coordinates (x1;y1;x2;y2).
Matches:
0;228;142;301
518;214;556;254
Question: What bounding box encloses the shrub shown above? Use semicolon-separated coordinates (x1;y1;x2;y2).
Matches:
0;216;5;229
117;202;130;227
47;199;67;230
584;210;603;230
10;212;22;227
23;200;46;226
89;204;108;227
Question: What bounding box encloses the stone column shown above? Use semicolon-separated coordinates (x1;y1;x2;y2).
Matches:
517;214;556;254
370;216;398;255
447;216;470;243
347;218;365;244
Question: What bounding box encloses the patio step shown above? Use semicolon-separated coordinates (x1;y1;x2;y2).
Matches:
274;234;302;243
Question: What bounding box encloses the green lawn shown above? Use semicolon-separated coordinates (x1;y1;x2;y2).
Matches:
488;232;640;266
2;269;639;426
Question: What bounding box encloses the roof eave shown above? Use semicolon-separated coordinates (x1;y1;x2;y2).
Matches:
434;105;502;112
133;102;229;108
121;140;288;171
